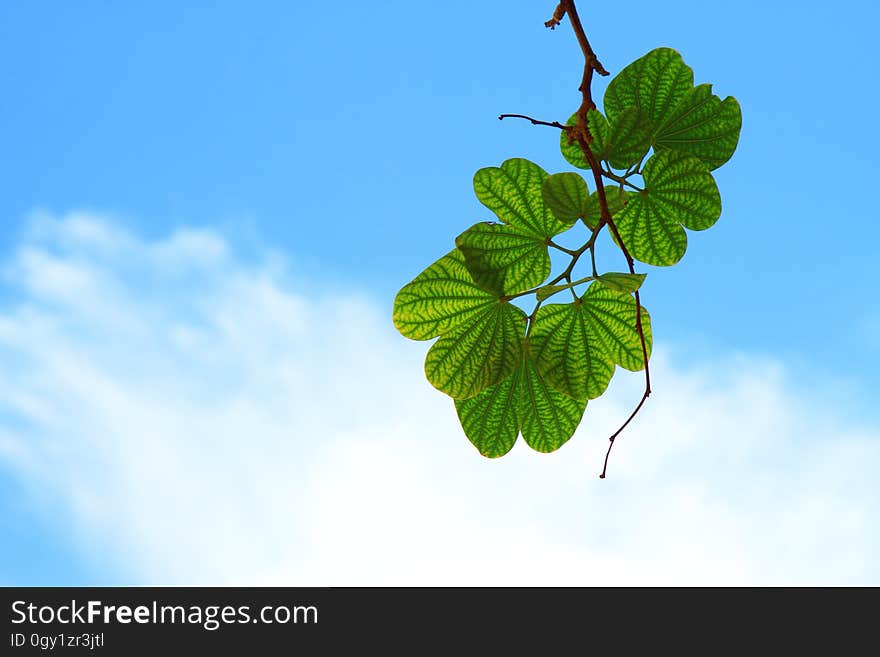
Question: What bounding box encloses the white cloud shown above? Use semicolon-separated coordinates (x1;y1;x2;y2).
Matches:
0;211;877;585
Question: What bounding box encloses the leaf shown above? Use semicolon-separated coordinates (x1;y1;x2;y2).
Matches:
393;249;498;341
582;185;630;229
455;367;522;458
473;158;570;238
542;172;590;224
613;149;721;266
604;47;694;134
582;283;652;372
606;107;653;170
535;283;570;302
585;110;613;161
654;84;742;170
454;364;522;458
454;346;586;456
595;272;646;293
529;302;615;402
519;346;587;453
605;49;741;170
456;222;550;296
424;301;526;399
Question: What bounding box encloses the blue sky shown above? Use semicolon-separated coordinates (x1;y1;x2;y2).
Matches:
1;1;878;585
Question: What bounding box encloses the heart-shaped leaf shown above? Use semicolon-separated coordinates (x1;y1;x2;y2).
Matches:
613;149;721;266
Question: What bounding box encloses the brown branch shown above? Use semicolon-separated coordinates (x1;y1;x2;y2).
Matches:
498;114;567;130
563;2;609;76
544;3;566;29
599;289;652;475
556;0;652;479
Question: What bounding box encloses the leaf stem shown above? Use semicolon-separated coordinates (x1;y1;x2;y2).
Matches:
548;240;578;256
503;223;603;303
562;274;595;290
525;299;543;337
601;166;643;192
548;223;603;287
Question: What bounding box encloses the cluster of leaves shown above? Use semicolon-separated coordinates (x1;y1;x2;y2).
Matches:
393;47;741;459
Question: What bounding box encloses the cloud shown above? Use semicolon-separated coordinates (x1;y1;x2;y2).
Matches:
0;211;877;585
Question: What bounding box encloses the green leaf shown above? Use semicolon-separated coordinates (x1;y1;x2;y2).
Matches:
585;110;613;161
456;222;550;296
582;186;630;229
393;249;498;341
535;283;570;302
654;84;742;170
604;47;694;134
529;302;615;402
606;107;653;170
519;346;587;453
454;345;586;456
560;113;589;170
582;283;652;372
595;272;646;293
454;365;522;458
424;301;526;399
473;158;569;238
605;49;741;170
541;172;590;224
613;149;721;266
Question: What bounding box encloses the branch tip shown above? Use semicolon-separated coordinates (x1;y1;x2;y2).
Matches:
497;113;567;130
545;3;566;29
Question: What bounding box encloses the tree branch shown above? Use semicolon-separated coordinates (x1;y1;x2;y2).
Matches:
556;0;652;479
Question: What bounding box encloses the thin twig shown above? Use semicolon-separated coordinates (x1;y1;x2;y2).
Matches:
601;166;644;192
545;2;566;29
498;114;567;130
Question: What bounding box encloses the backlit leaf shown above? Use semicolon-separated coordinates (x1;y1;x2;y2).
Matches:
454;363;522;458
582;283;652;372
535;283;573;302
605;48;741;170
613;149;721;266
519;346;587;453
393;249;498;341
424;301;526;399
473;158;569;237
456;222;550;296
654;84;742;169
586;110;613;161
606;107;652;170
605;48;693;131
541;172;589;224
529;301;615;402
454;345;586;456
595;272;646;293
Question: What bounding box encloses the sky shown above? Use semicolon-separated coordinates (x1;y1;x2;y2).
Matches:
0;0;877;585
